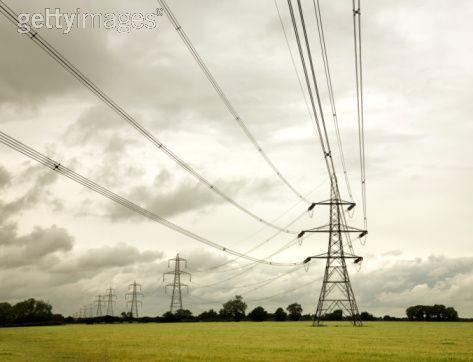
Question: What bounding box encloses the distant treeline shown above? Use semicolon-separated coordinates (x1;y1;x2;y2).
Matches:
0;299;63;327
0;297;466;327
68;297;465;324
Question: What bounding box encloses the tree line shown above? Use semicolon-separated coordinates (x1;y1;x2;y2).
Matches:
405;305;458;321
0;299;63;326
0;296;463;327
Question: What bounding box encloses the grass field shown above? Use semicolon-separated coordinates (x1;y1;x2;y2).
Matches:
0;321;472;361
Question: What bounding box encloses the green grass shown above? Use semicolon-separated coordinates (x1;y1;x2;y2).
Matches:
0;322;472;361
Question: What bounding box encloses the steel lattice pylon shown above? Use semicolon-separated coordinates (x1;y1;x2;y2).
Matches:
95;295;104;317
125;281;143;318
163;254;191;312
301;183;366;326
104;287;117;316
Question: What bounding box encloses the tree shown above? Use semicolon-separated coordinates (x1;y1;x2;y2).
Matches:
222;295;247;322
198;309;219;321
325;309;343;321
286;303;303;321
431;304;447;320
162;311;177;322
0;302;13;325
274;307;287;322
13;299;52;324
248;306;268;322
360;311;375;321
406;305;459;321
445;307;459;321
406;305;424;321
174;309;193;322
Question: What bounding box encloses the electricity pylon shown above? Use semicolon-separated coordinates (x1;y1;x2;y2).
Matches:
104;287;117;316
163;254;191;312
88;303;95;318
300;182;366;326
95;295;105;317
125;281;143;318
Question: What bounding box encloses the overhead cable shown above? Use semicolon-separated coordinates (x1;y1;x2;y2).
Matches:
159;0;312;205
352;0;368;235
0;0;301;235
0;131;302;267
313;0;354;203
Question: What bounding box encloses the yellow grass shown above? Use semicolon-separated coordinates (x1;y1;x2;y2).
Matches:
0;321;472;361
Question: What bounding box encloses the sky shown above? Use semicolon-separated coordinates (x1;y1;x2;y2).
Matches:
0;0;472;318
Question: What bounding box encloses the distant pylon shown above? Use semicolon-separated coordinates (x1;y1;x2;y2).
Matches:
104;287;117;316
163;253;191;312
125;281;143;318
95;295;105;317
88;303;95;318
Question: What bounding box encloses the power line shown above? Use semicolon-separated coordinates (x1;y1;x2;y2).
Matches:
240;264;306;295
313;0;354;203
159;0;312;205
193;209;307;274
0;0;303;236
227;178;326;249
286;0;334;180
246;277;320;303
352;0;368;237
192;264;305;300
273;0;316;128
190;262;260;289
287;0;366;326
193;179;326;274
189;274;319;306
189;233;309;288
0;131;302;267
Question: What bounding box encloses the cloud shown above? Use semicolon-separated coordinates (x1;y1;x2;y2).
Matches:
74;243;162;270
105;169;275;221
64;105;126;145
0;165;58;222
355;255;473;316
0;166;11;189
0;224;74;269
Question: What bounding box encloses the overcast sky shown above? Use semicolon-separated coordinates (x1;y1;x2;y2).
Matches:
0;0;472;318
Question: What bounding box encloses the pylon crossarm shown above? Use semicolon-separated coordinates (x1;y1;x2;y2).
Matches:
313;199;355;207
304;225;365;233
304;254;363;262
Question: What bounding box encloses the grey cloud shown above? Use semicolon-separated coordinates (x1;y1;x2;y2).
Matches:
0;165;58;222
0;222;17;246
380;249;403;257
18;225;74;258
354;255;473;316
0;224;74;269
75;243;162;270
0;241;165;313
0;166;11;189
64;105;127;144
106;169;275;221
0;1;126;111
